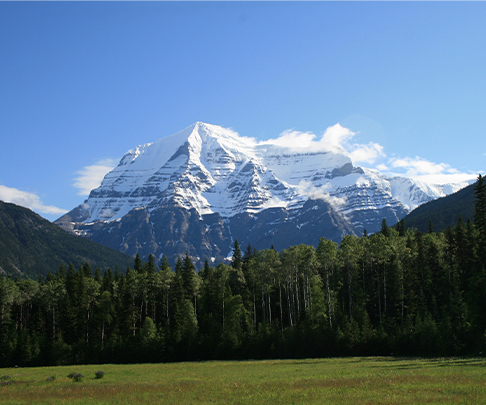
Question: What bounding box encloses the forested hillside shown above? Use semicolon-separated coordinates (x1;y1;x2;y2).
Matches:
1;176;485;367
0;201;133;278
399;182;475;233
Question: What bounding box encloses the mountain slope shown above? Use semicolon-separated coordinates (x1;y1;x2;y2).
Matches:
398;182;475;233
0;200;133;278
56;122;468;267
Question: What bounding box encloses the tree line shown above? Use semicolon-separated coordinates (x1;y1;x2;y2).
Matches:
1;176;485;367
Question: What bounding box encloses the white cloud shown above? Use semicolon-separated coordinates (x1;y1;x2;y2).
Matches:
390;157;448;176
259;123;386;165
297;180;347;208
321;123;356;151
260;130;317;149
348;142;385;164
254;123;480;186
285;123;477;185
0;185;67;216
73;158;118;196
259;125;350;153
318;123;386;164
386;156;477;184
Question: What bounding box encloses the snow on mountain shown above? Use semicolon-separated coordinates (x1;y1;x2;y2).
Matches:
68;121;466;227
56;122;470;266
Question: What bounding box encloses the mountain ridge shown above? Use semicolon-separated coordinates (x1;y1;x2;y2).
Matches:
0;200;133;278
56;122;469;266
398;182;475;233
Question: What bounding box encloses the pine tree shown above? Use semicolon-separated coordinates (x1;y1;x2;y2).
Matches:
471;175;486;339
0;276;18;366
241;243;256;331
75;267;89;348
94;268;102;283
474;174;486;260
170;258;197;352
83;262;92;278
56;263;66;282
159;254;173;329
145;254;156;275
231;240;243;270
134;253;144;273
396;219;405;237
181;254;198;307
63;263;78;345
381;218;390;238
198;260;222;348
102;269;114;293
229;240;246;297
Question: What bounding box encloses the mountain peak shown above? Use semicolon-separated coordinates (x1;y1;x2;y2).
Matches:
57;122;467;263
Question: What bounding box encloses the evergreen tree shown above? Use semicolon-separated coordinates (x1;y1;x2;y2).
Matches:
229;240;246;298
199;260;223;348
182;253;200;318
471;175;486;340
474;174;486;260
159;254;173;329
231;240;243;270
396;219;405;237
413;232;427;317
242;243;257;331
56;263;66;282
83;262;92;278
0;276;18;366
75;267;89;350
134;253;144;273
381;218;390;238
63;263;79;345
170;258;197;356
102;269;114;293
6;213;486;366
145;254;156;275
94;268;102;284
182;253;196;299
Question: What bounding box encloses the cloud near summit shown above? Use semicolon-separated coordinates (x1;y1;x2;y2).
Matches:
68;124;479;202
73;158;118;196
259;123;385;165
258;123;476;185
385;156;478;184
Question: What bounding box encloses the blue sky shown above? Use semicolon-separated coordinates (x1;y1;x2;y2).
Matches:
1;2;485;222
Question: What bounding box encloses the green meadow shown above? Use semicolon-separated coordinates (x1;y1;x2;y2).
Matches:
1;357;485;404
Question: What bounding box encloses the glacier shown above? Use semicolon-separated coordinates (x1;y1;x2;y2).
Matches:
56;122;468;266
74;122;463;224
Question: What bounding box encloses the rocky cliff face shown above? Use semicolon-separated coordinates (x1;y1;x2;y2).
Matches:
56;122;464;267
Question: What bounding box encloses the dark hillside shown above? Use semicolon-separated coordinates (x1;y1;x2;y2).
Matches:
0;200;133;278
397;183;475;232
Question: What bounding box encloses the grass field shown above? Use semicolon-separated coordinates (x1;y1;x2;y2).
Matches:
1;357;485;404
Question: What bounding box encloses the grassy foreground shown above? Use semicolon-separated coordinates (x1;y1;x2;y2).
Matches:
1;357;485;404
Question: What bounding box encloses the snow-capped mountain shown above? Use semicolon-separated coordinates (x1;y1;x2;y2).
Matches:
56;122;466;267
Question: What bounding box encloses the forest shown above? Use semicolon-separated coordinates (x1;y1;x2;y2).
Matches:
1;176;485;367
